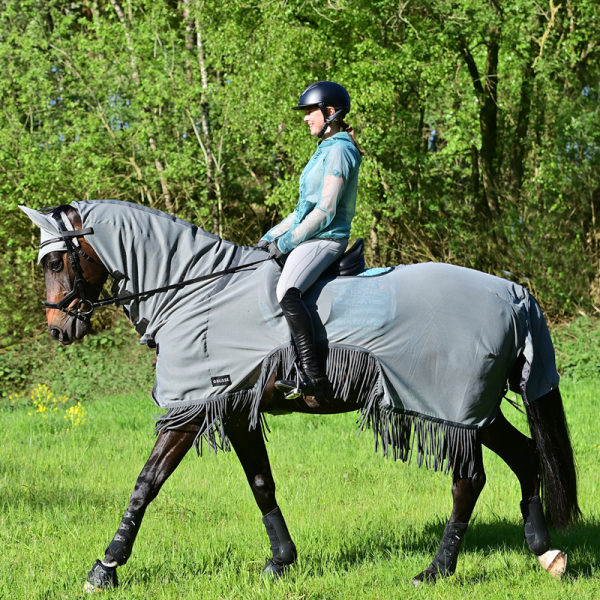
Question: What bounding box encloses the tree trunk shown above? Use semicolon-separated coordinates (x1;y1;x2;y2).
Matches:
509;33;539;205
110;0;174;213
471;144;480;197
479;25;502;227
461;22;507;251
182;0;222;236
370;213;381;265
196;21;223;237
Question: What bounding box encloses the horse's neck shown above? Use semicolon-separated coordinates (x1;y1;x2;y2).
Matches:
80;201;240;281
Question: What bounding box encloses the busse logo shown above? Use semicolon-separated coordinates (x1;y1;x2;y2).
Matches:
211;375;232;387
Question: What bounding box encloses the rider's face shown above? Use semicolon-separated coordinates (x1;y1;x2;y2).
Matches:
304;106;335;136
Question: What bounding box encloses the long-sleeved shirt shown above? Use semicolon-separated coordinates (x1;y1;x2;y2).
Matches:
262;132;362;254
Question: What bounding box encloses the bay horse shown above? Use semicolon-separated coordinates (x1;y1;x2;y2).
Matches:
26;203;580;591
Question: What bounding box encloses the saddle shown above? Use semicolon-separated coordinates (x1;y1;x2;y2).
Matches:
320;238;365;278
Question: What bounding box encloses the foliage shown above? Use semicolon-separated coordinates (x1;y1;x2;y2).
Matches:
553;316;600;380
11;383;87;432
0;0;599;347
0;315;154;401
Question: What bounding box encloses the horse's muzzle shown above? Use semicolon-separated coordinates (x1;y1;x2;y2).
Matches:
49;325;73;345
49;315;91;345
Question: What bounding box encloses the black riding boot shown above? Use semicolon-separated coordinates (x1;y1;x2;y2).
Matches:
275;287;332;399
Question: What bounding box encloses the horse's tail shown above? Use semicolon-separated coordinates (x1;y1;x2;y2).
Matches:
526;386;581;529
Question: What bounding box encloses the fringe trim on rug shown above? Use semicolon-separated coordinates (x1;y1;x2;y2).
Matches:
361;407;477;478
322;345;477;477
155;344;478;475
154;345;296;455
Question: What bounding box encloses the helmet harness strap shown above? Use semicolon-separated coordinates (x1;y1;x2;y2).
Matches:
316;104;347;139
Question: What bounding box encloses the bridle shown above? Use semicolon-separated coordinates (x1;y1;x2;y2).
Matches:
42;207;105;319
43;207;272;321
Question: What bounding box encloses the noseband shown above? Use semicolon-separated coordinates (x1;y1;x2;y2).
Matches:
43;208;272;321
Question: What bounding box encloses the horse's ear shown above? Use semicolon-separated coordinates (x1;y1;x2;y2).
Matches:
19;205;60;235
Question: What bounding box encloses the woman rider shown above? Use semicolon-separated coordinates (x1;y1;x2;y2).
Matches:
257;81;363;400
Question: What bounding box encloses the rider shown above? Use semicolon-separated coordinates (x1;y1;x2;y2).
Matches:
257;81;363;400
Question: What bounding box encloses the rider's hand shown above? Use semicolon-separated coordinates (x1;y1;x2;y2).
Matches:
255;239;269;250
268;240;284;261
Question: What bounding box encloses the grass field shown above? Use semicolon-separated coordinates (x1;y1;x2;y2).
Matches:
0;379;599;599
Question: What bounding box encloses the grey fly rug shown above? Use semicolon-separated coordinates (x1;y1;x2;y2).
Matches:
23;200;559;476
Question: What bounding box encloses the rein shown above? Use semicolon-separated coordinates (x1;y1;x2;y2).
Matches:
43;208;272;320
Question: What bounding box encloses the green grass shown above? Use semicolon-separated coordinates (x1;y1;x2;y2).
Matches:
0;380;599;599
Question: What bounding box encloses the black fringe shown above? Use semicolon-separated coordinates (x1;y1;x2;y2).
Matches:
155;345;295;455
155;344;478;476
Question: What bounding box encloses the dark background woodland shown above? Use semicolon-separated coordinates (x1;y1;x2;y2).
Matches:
1;0;599;349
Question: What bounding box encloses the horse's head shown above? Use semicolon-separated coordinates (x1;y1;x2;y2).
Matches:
21;205;109;345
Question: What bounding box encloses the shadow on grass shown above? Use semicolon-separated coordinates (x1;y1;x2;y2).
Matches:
309;516;600;580
462;518;600;579
466;519;598;575
76;515;600;589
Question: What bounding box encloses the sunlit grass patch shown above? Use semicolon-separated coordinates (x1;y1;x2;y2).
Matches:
0;380;598;598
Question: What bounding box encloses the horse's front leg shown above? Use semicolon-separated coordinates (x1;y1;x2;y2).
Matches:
413;439;486;586
85;421;201;592
225;414;297;578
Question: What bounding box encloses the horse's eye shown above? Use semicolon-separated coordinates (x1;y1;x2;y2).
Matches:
48;260;63;273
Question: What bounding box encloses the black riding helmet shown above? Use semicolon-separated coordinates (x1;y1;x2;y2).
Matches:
293;81;351;139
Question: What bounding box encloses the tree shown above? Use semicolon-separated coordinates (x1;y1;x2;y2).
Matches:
0;0;598;347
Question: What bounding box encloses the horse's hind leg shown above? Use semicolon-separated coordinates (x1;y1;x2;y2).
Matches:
480;410;565;577
85;421;201;592
225;415;297;578
480;409;540;505
413;440;486;586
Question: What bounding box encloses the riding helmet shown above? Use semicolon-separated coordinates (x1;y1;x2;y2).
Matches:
293;81;351;138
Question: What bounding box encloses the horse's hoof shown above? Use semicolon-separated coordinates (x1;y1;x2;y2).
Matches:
537;549;567;579
412;566;441;587
85;559;118;592
84;582;103;594
262;558;288;580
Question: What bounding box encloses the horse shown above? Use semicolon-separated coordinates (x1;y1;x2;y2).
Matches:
21;200;580;591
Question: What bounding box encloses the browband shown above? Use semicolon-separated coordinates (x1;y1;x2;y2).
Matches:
39;228;95;249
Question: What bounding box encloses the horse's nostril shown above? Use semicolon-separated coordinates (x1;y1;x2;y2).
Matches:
49;327;61;341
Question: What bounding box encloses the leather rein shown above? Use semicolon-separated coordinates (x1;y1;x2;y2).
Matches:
43;208;272;321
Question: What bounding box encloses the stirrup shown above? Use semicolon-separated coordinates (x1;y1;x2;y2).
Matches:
275;365;333;400
275;364;304;400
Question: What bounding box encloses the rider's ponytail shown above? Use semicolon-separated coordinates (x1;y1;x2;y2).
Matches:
338;120;365;156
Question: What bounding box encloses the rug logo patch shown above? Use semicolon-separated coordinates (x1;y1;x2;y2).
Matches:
211;374;232;387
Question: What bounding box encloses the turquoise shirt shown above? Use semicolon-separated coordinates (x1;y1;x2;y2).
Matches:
262;132;362;254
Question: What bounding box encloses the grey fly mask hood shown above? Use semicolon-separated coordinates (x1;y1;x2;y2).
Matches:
19;205;83;264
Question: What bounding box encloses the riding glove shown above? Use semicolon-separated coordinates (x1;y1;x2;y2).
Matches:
268;240;285;262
